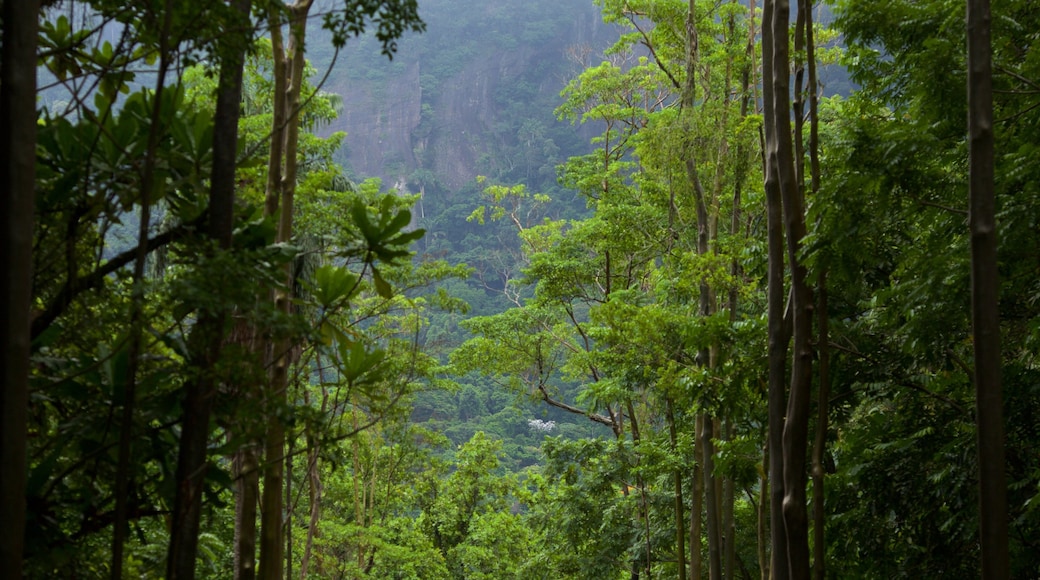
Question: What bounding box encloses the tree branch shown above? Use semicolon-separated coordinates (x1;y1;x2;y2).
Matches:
536;384;615;427
32;217;200;341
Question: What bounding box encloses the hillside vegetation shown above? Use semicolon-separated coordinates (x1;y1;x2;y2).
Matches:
3;0;1039;578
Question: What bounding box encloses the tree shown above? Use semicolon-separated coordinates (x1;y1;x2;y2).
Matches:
18;1;430;577
0;1;40;577
257;4;316;578
761;0;816;576
455;4;765;578
166;2;252;578
813;0;1040;575
760;0;789;577
966;0;1009;576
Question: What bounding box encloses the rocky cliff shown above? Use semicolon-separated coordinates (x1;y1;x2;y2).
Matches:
318;0;616;196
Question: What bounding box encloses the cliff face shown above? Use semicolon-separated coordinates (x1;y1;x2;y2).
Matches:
320;0;615;195
429;44;540;191
332;59;423;191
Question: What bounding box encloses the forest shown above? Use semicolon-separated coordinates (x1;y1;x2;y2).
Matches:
1;0;1037;578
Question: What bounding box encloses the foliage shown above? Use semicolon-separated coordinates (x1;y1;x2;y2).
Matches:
15;0;1040;577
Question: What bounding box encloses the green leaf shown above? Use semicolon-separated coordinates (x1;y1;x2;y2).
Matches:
372;266;393;299
312;264;359;307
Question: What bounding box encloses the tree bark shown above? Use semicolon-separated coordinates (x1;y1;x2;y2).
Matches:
684;5;724;576
804;4;827;578
285;437;295;580
626;400;649;580
234;444;260;580
723;420;736;580
0;1;40;576
811;274;829;580
703;416;723;580
166;2;250;577
967;0;1009;577
769;0;814;576
258;4;314;579
759;444;769;580
666;399;687;580
113;5;174;576
761;1;790;578
690;415;704;580
298;442;322;579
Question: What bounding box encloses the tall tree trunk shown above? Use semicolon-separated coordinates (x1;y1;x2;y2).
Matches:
682;6;709;578
803;4;827;578
768;0;814;576
233;313;265;580
284;436;293;580
684;4;723;576
729;6;756;576
285;437;295;580
264;6;288;219
258;4;314;579
967;0;1009;577
773;0;811;573
113;6;173;575
0;1;39;576
167;2;251;577
243;2;291;575
805;0;821;197
719;7;745;575
761;1;790;578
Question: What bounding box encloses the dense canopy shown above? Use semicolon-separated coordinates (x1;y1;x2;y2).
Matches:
1;0;1037;578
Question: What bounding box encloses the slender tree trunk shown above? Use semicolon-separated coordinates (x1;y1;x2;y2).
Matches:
298;442;322;579
811;275;829;580
792;4;806;191
234;312;267;580
719;9;744;574
623;399;649;580
0;1;39;575
352;410;367;572
245;3;289;575
723;420;736;580
769;0;814;576
234;444;260;580
264;7;287;219
804;4;827;578
727;6;758;575
691;415;705;580
682;6;713;577
703;416;723;580
759;444;769;580
113;6;173;575
967;0;1009;577
285;437;294;580
666;400;688;580
258;4;314;579
167;2;251;577
805;0;821;196
761;1;790;578
686;6;723;576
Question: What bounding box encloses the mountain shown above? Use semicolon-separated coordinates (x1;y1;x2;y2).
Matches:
312;0;618;198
